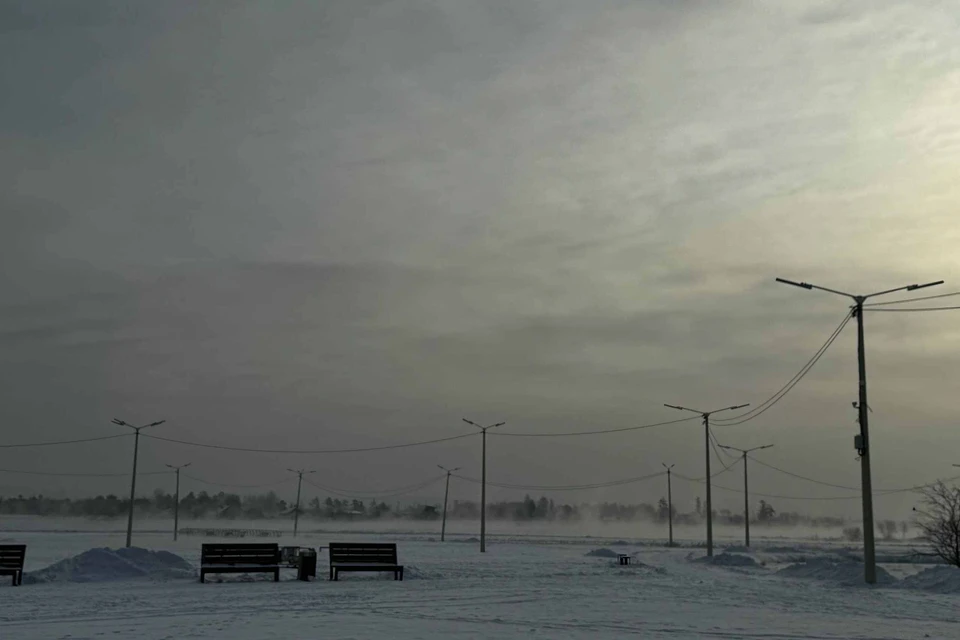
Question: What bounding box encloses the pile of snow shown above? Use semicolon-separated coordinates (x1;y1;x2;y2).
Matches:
899;566;960;593
777;557;895;586
585;548;620;558
24;547;195;584
693;552;759;568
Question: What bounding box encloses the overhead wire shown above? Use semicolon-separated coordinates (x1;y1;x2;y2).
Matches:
302;474;445;500
492;415;700;438
866;306;960;312
0;467;167;478
747;456;861;491
180;473;294;489
0;433;131;449
675;471;960;501
707;427;734;470
452;470;667;492
141;431;477;454
713;310;853;426
863;291;960;306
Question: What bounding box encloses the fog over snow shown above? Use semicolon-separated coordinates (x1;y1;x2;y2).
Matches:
2;0;960;520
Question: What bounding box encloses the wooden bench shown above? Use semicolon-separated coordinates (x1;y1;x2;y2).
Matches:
199;543;281;583
617;554;632;566
0;544;26;586
329;542;403;581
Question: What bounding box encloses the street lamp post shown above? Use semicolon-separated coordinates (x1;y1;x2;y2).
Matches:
112;418;166;548
717;444;773;547
287;468;315;537
664;404;748;557
662;463;675;547
438;465;461;542
776;276;942;584
462;418;505;553
165;463;191;541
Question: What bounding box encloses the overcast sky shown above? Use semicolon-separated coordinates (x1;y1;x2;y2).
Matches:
2;0;960;520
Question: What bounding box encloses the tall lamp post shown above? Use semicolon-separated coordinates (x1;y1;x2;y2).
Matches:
716;444;773;547
112;418;166;548
664;404;748;557
462;418;505;553
438;465;461;542
662;463;675;547
288;468;315;537
165;463;191;541
776;276;943;583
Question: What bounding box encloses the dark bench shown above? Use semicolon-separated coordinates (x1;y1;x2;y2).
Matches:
618;554;632;566
200;543;280;583
0;544;26;586
329;542;403;581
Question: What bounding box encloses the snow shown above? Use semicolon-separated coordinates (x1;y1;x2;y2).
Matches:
692;551;760;568
584;547;620;558
899;565;960;594
2;521;959;638
24;547;195;584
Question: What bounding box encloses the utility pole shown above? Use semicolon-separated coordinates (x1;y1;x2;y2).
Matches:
717;444;773;547
165;463;191;541
462;418;505;553
112;418;166;548
287;468;315;537
438;465;461;542
662;463;675;547
777;276;942;583
664;403;748;557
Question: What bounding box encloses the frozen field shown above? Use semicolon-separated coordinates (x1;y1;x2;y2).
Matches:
2;522;959;639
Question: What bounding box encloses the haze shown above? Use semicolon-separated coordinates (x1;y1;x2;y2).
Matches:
2;0;960;521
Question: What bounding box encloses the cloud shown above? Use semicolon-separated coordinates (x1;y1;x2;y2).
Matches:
2;0;959;516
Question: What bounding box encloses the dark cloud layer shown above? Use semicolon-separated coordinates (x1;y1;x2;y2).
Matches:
2;0;960;518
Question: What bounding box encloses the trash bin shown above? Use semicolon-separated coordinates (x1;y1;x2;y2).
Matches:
297;548;317;581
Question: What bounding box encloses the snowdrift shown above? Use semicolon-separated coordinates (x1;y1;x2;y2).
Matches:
24;547;195;584
585;548;620;558
693;552;759;568
899;565;960;593
777;556;895;585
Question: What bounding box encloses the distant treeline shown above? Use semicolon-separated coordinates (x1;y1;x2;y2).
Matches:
0;490;900;532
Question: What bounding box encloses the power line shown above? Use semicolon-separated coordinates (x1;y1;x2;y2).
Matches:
867;306;960;312
302;474;444;500
708;428;733;469
180;473;293;489
863;291;960;306
714;311;852;426
676;471;960;501
141;431;477;454
0;433;130;449
453;470;666;491
747;457;861;491
492;415;700;438
0;467;167;478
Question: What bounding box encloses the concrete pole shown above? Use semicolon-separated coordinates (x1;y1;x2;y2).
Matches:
125;429;140;548
441;471;451;542
704;414;713;557
173;467;180;542
667;467;674;547
855;301;877;584
743;452;750;547
481;429;487;552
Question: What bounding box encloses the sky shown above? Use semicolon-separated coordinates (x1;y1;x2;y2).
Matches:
2;0;960;521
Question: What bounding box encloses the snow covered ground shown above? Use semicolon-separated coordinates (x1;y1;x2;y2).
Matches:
2;521;959;639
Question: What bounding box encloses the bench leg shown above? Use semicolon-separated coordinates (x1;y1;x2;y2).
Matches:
274;568;280;582
200;570;206;584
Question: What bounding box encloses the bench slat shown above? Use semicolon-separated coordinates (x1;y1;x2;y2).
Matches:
328;543;403;581
200;543;281;583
